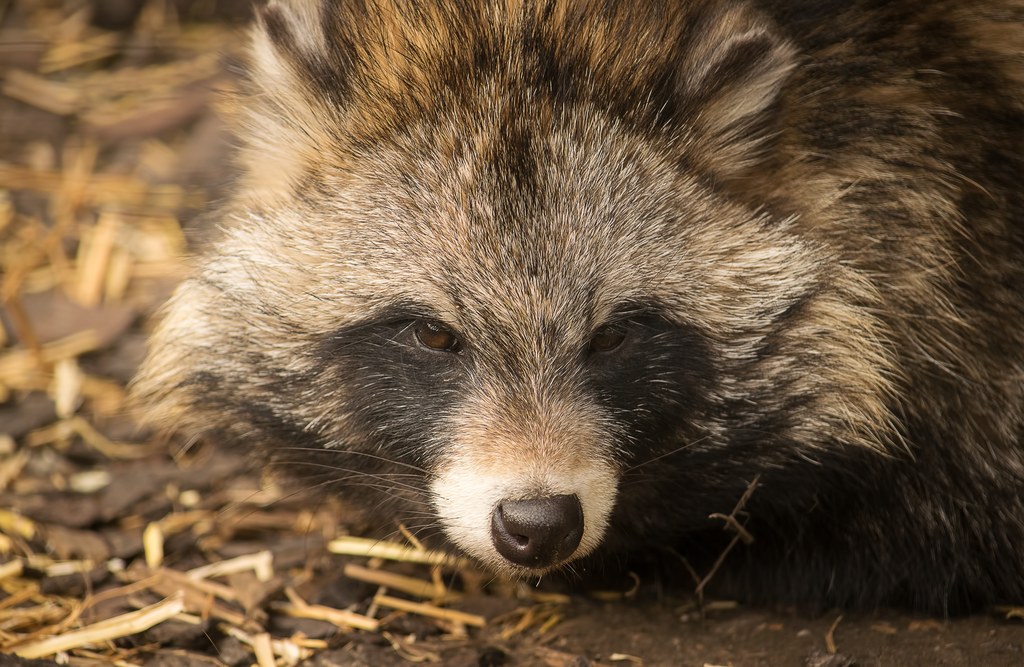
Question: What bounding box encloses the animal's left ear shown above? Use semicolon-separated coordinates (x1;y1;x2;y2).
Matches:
673;3;797;177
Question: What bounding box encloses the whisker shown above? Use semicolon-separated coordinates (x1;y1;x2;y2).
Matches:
624;433;714;474
273;461;431;495
276;446;429;473
268;470;435;510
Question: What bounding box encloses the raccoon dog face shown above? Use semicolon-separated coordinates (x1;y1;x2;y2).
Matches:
135;0;898;577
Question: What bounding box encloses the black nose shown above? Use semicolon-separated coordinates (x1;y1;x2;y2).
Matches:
491;494;584;568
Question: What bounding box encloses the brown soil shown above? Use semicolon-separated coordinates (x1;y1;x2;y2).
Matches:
1;1;1022;665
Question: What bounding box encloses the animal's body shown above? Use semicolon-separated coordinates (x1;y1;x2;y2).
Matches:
134;0;1024;613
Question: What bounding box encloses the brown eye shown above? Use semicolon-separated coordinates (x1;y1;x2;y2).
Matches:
589;326;626;354
414;321;462;353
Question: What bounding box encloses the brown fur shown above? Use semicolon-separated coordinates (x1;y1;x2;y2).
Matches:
134;0;1024;612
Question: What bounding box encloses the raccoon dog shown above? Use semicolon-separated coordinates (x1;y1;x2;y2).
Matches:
134;0;1024;613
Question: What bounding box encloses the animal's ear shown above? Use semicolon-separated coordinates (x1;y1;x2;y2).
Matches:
250;0;347;100
674;4;797;177
234;0;356;202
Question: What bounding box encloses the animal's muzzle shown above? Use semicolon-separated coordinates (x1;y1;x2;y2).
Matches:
490;494;584;568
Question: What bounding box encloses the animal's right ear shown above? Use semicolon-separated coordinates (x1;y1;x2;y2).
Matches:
672;3;797;179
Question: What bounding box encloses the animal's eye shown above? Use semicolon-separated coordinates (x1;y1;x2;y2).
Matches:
414;321;463;353
589;325;627;354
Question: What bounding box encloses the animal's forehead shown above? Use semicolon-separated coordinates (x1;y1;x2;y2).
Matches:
354;131;681;332
385;200;631;339
370;109;681;250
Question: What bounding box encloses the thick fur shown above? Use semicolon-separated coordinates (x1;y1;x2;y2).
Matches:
133;0;1024;613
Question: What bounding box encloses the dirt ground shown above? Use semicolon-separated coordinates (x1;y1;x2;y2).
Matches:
2;1;1023;665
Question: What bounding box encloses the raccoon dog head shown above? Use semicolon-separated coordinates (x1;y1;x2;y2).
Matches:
135;0;897;576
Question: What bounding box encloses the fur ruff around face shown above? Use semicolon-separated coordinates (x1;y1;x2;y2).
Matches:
134;0;1024;613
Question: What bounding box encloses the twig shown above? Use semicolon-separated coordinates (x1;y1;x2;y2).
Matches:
328;535;467;568
344;563;454;601
188;550;274;583
12;593;185;659
694;476;761;607
373;593;486;628
825;614;843;654
278;587;380;632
